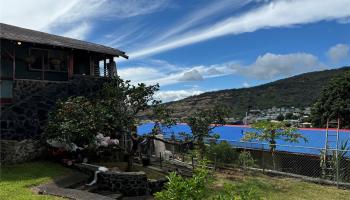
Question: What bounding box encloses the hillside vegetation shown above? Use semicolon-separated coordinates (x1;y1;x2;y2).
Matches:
166;67;350;118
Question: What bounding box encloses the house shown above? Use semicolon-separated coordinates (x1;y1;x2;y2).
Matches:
0;23;128;140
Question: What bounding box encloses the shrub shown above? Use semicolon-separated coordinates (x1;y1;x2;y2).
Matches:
45;96;104;147
237;151;256;168
155;160;213;200
206;141;238;165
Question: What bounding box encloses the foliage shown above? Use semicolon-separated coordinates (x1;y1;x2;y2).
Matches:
185;105;229;156
152;104;177;129
155;160;213;200
212;183;261;200
243;120;307;152
97;77;159;169
99;77;160;131
243;120;307;169
284;113;297;120
206;141;238;165
149;105;177;139
45;96;105;147
45;76;160;148
237;151;256;168
321;139;350;181
155;157;260;200
276;114;284;121
311;71;350;128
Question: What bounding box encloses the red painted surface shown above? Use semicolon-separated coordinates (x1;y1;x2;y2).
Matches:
177;122;350;132
0;76;14;80
0;98;13;105
68;54;74;79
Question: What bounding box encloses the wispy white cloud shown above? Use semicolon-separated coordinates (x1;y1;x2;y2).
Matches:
119;51;325;91
155;89;205;103
0;0;79;31
61;22;91;40
118;59;235;86
0;0;170;40
128;0;350;59
152;0;251;44
327;44;349;63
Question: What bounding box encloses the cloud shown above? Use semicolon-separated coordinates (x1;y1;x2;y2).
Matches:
242;82;250;88
0;0;170;41
178;69;203;81
118;66;200;86
154;89;204;103
337;17;350;24
152;0;251;44
327;44;349;63
0;0;78;30
61;22;91;40
239;53;325;80
119;51;325;89
118;67;161;84
128;0;350;59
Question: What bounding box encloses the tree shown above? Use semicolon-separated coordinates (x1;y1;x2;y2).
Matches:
276;114;284;121
311;72;350;128
98;77;160;169
185;106;229;157
45;96;105;147
243;120;307;169
98;77;160;131
150;104;177;134
45;76;160;168
285;113;294;120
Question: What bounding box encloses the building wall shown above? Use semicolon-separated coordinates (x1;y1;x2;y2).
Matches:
0;76;109;140
1;39;96;82
1;39;14;100
0;139;44;164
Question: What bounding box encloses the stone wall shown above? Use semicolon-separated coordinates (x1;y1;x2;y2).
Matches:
98;171;149;196
0;139;44;165
74;163;162;196
1;76;108;140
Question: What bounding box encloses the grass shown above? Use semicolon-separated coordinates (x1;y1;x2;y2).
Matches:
0;161;71;200
212;170;350;200
1;161;349;200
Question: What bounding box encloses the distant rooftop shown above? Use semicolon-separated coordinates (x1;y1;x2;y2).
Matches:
0;23;128;59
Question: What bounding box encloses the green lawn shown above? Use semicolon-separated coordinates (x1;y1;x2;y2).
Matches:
0;161;70;200
213;171;350;200
1;162;350;200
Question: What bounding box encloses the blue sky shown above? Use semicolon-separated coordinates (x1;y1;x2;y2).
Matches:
1;0;350;102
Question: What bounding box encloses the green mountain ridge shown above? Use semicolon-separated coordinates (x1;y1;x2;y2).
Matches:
165;66;350;118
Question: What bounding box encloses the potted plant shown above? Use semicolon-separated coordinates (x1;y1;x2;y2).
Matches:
24;55;36;64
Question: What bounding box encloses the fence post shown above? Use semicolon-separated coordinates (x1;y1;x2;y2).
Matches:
261;144;265;174
214;153;217;171
159;152;162;169
191;156;194;171
336;146;339;188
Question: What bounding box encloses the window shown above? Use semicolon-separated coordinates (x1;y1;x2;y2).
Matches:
28;48;67;72
48;50;68;72
29;49;48;70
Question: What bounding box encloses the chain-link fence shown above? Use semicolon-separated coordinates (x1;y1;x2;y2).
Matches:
149;137;350;187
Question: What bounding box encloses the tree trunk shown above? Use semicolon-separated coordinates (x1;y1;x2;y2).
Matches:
271;150;276;170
